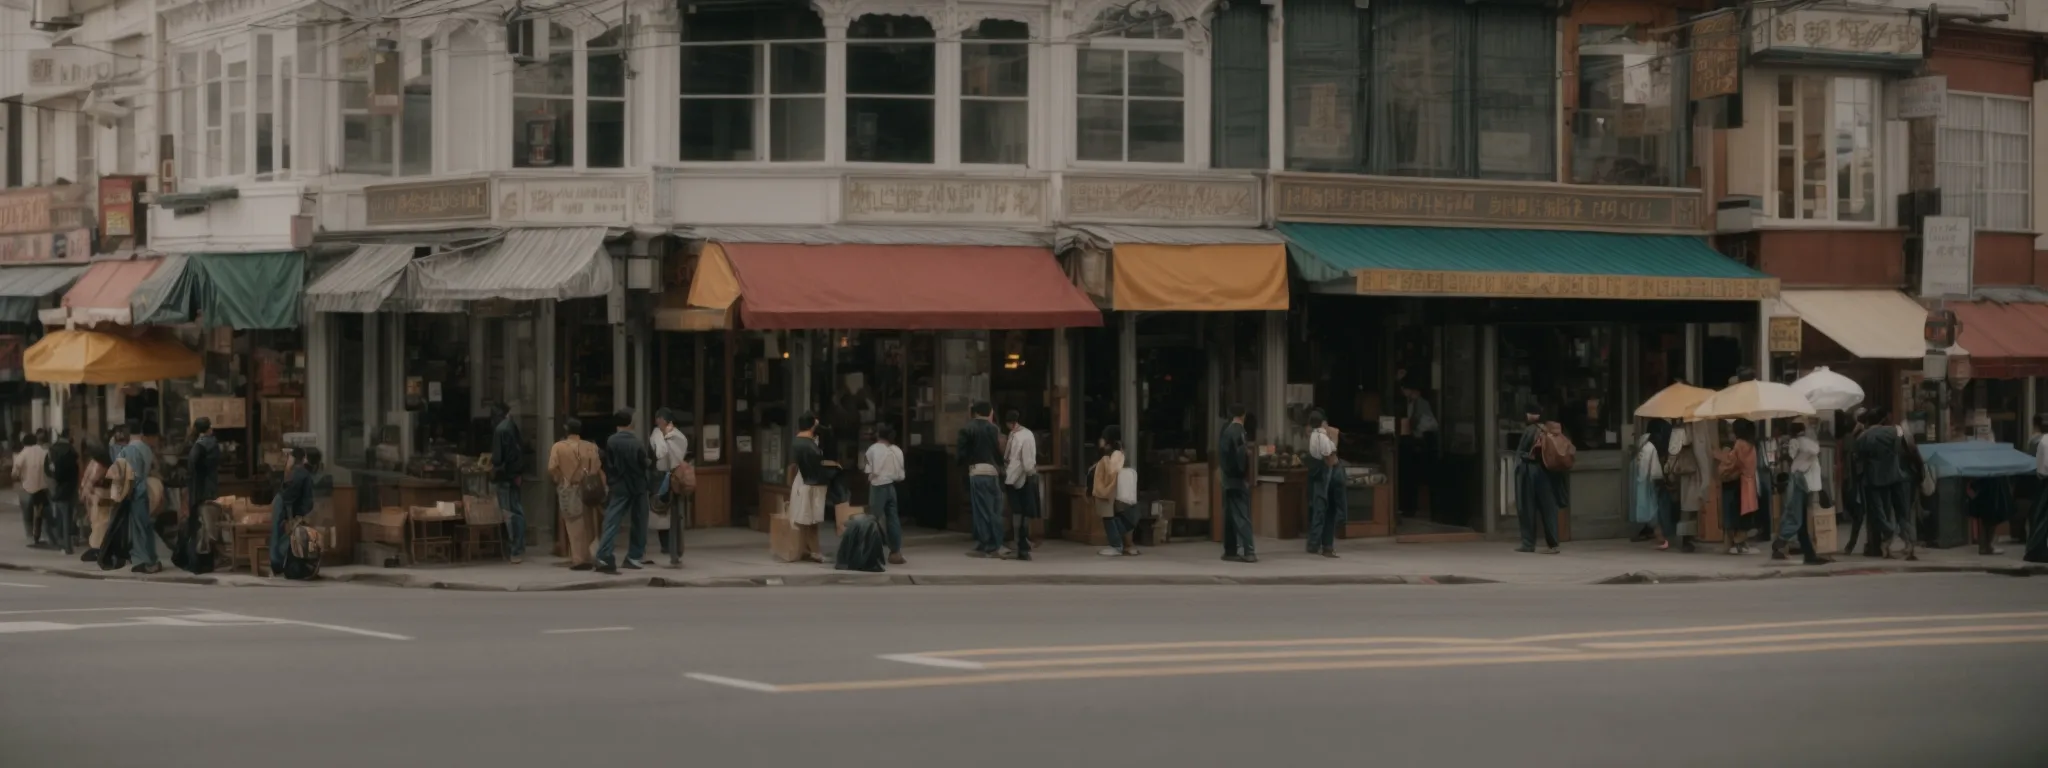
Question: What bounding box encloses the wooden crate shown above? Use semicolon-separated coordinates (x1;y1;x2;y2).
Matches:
1809;510;1839;554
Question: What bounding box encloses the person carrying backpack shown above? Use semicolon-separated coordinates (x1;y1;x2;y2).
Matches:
547;418;602;571
1515;407;1561;554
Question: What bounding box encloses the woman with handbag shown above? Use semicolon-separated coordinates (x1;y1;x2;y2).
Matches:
1090;426;1135;557
1632;420;1673;550
1717;420;1762;555
1772;421;1833;565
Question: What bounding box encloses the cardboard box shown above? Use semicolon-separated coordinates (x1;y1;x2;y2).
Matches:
1809;511;1838;555
769;512;804;562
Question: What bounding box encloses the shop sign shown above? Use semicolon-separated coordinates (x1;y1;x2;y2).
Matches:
1352;269;1777;301
1769;316;1803;354
98;177;145;252
0;188;54;236
27;47;118;96
1063;176;1261;224
1894;76;1946;120
496;176;652;226
1750;9;1924;63
365;179;492;226
1274;176;1705;234
1919;216;1973;299
1689;10;1740;101
0;229;92;263
843;177;1046;225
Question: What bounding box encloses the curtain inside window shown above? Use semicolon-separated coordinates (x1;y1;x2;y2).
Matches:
1473;7;1553;180
1284;0;1364;171
1369;0;1471;177
1211;3;1269;169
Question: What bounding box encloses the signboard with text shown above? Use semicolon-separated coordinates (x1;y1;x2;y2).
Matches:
365;179;492;226
1920;216;1973;298
1274;175;1706;234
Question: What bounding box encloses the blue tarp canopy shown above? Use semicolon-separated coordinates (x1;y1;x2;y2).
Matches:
1917;441;2037;479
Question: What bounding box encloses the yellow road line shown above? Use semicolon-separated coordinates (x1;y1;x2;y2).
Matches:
922;637;1534;659
1580;623;2048;650
762;634;2048;694
1509;611;2048;644
973;644;1578;670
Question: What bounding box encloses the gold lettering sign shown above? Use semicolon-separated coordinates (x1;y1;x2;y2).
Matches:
1690;11;1740;101
1275;177;1707;233
1769;316;1803;354
365;179;492;226
1353;269;1778;302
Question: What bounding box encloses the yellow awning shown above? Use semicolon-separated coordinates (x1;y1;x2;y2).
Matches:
24;327;204;385
1777;290;1928;360
1110;243;1289;311
685;243;742;311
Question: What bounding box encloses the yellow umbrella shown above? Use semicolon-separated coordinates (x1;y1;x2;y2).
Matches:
1634;382;1715;419
24;327;203;385
1689;380;1816;421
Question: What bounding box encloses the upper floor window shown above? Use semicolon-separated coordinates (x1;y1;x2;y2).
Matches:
1283;0;1554;179
1076;5;1186;164
961;19;1030;165
847;14;937;164
1211;2;1270;170
1771;74;1878;223
1939;93;2030;232
678;5;826;162
341;34;435;176
1572;26;1685;187
513;21;627;169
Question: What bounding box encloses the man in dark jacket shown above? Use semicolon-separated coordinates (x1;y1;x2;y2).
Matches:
956;401;1003;557
597;408;651;574
173;420;221;572
490;403;529;563
44;430;79;555
1854;407;1909;559
1219;404;1256;563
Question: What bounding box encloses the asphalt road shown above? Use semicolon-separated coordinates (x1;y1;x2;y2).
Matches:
3;572;2046;768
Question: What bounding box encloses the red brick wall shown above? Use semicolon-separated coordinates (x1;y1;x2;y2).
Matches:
1975;232;2037;285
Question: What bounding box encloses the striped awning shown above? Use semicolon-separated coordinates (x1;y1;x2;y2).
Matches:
306;243;423;313
404;227;614;304
61;259;163;325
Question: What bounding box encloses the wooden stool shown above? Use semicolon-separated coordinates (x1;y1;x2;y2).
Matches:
462;522;506;562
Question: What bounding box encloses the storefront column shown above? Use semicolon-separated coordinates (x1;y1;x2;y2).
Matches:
613;323;631;430
362;314;381;457
384;315;406;459
1480;325;1499;536
1261;311;1285;443
1119;312;1137;454
1684;323;1701;384
2026;377;2038;443
469;320;486;419
536;302;558;538
308;313;335;457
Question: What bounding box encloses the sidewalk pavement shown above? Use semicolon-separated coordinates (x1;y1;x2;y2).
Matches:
3;505;2041;590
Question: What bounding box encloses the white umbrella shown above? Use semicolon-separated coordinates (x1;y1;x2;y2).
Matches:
1790;366;1865;411
1690;380;1817;421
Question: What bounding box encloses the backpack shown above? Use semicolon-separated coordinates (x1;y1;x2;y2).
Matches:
578;469;607;508
671;461;697;496
1538;427;1577;472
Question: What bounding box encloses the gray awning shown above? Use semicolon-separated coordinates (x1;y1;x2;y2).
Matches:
129;255;193;325
0;264;88;324
403;227;614;304
1056;225;1287;252
682;225;1051;248
306;243;423;313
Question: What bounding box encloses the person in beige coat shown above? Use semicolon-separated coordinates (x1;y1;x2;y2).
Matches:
547;418;602;571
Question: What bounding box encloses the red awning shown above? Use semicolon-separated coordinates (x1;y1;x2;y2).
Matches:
61;259;162;325
1952;301;2048;379
712;243;1102;330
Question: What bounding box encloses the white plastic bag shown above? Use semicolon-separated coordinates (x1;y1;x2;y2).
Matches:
1115;467;1137;506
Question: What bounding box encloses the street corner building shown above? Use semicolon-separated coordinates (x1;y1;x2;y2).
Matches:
0;0;2044;563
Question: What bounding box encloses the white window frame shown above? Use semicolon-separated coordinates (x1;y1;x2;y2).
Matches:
339;31;440;177
1765;72;1884;226
1069;6;1197;170
959;20;1032;166
74;113;96;182
511;21;630;171
676;28;829;164
174;34;290;184
1939;91;2032;233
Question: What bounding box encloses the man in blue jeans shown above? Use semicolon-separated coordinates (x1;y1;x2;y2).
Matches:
1773;422;1833;565
115;426;161;573
957;401;1003;557
490;402;529;563
596;408;651;575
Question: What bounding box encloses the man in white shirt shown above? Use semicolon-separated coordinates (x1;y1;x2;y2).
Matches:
1772;421;1832;565
649;409;690;562
1001;410;1039;561
13;431;49;548
1305;410;1344;557
863;424;907;564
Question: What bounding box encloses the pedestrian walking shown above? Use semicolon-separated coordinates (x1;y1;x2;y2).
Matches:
1001;410;1039;561
1090;426;1133;556
1631;420;1670;550
1218;404;1256;563
1304;410;1343;558
1853;407;1910;559
1515;407;1561;554
2027;415;2048;564
650;409;690;558
1716;420;1762;555
114;426;160;573
1772;421;1833;565
490;402;530;564
547;418;601;571
173;419;222;574
785;411;828;564
44;430;77;556
863;423;906;565
596;408;653;574
13;431;48;548
957;401;1004;558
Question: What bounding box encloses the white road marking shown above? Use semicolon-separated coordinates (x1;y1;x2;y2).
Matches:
0;610;411;640
684;673;782;694
542;626;634;634
0;607;177;616
0;621;85;633
0;582;49;588
265;618;413;641
879;653;988;670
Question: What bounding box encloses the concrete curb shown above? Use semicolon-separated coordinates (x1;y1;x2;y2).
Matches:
5;556;2041;592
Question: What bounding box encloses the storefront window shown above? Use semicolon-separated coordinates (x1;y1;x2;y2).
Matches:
1572;26;1683;187
334;314;369;465
1772;74;1879;222
1498;325;1620;452
478;312;539;450
400;314;471;478
1077;6;1186;164
960;20;1030;165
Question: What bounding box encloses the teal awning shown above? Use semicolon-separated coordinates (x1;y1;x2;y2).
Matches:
190;252;305;329
1279;224;1777;301
0;264;88;324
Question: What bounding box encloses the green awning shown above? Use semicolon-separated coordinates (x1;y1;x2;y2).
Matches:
1279;224;1777;301
190;252;305;329
130;254;195;325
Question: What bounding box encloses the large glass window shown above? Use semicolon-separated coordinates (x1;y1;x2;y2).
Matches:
1076;6;1185;163
960;19;1029;165
176;51;199;181
1940;93;2031;232
1210;3;1269;169
1283;0;1554;179
513;21;574;168
341;40;396;173
205;49;224;177
678;4;826;162
402;38;433;175
1573;26;1684;187
587;28;627;168
1772;74;1878;222
256;34;274;176
847;14;936;164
